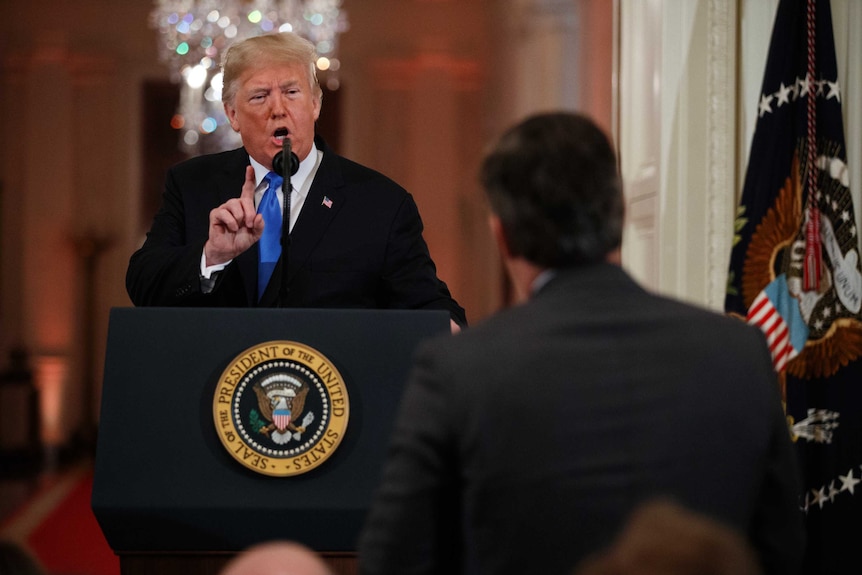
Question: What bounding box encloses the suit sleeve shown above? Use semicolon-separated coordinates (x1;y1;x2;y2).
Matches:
380;193;467;326
358;342;463;575
126;168;212;306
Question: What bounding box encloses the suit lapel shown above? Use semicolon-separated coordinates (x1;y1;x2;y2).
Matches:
284;149;345;283
214;149;250;204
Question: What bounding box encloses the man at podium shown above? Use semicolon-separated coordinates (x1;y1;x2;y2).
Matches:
126;32;466;331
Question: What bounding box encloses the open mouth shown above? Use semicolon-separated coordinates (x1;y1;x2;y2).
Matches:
274;127;289;142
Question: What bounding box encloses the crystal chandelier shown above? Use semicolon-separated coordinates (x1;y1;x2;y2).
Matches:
150;0;347;154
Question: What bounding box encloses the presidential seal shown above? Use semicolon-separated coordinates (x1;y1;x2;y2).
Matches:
213;341;349;477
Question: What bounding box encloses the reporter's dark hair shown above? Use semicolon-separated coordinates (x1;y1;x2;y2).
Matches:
480;112;623;268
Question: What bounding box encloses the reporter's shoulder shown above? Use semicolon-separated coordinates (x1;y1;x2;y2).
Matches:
655;294;772;352
652;292;756;328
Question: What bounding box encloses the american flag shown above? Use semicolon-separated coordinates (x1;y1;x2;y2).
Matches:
746;275;809;372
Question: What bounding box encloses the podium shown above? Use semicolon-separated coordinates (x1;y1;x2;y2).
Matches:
92;307;450;575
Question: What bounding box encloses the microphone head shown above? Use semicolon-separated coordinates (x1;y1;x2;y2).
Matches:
272;141;300;177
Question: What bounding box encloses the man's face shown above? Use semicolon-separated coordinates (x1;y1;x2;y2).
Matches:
225;59;321;169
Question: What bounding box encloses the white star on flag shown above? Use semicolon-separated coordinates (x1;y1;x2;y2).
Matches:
758;93;774;117
839;469;861;495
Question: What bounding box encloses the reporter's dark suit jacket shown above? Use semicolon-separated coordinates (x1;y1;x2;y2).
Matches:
359;263;804;575
126;138;466;324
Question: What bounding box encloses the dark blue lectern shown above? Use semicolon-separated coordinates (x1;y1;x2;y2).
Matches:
92;307;449;575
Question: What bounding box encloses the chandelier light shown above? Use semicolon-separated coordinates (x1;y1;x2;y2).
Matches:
150;0;347;154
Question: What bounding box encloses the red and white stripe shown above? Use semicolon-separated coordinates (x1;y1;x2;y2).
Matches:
747;291;797;372
274;412;291;431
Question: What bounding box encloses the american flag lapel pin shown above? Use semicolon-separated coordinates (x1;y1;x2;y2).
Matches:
322;196;333;208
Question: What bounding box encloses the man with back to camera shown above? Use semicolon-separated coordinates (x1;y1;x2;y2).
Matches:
126;32;466;331
358;112;804;575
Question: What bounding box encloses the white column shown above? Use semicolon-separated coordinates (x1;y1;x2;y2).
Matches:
834;0;862;243
618;0;738;309
618;0;663;291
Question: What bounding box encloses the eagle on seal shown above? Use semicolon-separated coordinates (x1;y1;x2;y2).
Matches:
253;374;310;445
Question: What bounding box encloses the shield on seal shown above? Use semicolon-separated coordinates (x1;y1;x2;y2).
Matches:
273;406;292;432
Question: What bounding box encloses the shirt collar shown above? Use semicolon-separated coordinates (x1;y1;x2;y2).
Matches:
249;141;320;198
531;269;557;297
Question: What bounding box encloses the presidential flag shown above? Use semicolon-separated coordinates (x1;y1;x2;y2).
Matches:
724;0;862;572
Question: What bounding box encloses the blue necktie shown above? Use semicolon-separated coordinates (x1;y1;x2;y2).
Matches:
258;172;283;300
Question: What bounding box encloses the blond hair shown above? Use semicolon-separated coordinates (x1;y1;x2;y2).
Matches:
221;32;322;106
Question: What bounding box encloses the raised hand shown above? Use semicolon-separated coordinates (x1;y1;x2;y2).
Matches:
204;165;264;266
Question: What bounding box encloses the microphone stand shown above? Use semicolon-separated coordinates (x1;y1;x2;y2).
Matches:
273;139;299;308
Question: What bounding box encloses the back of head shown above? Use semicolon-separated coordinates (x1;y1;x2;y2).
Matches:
220;541;333;575
481;112;623;268
572;500;763;575
221;32;322;106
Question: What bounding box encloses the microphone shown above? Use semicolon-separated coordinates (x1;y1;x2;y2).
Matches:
273;139;300;177
272;139;298;308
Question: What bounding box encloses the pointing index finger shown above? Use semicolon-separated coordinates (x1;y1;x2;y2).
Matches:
240;165;257;226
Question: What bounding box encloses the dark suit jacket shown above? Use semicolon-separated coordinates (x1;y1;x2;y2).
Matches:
126;138;466;324
358;263;804;575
